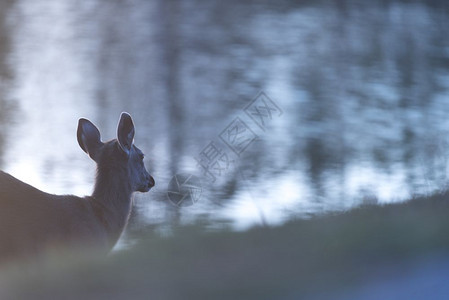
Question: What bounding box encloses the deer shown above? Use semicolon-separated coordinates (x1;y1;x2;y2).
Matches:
0;112;154;262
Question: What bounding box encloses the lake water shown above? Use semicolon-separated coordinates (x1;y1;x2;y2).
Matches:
0;0;449;231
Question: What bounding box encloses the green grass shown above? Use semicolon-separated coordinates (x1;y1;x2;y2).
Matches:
1;192;449;299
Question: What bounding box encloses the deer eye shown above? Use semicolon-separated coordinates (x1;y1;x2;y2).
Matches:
139;154;145;160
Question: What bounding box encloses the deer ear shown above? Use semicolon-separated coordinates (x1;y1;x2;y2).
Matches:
77;118;103;161
117;112;135;156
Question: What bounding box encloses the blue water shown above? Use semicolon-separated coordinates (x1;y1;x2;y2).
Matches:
0;0;449;230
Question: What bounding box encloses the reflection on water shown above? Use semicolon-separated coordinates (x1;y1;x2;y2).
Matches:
0;0;15;168
0;0;449;230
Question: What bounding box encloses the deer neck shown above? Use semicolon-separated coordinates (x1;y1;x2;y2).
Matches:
91;165;134;248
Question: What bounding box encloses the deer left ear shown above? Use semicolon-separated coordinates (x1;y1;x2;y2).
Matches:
77;118;103;161
117;112;135;156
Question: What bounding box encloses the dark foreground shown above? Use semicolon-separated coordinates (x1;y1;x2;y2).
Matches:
1;192;449;300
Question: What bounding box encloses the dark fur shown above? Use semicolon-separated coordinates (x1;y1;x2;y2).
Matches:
0;113;154;262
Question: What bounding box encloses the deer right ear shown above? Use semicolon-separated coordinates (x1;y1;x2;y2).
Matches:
77;118;103;161
117;112;135;156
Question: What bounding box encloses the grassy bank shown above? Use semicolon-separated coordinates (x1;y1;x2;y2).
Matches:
1;192;449;299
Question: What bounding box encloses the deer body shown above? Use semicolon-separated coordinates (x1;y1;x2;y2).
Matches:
0;113;154;261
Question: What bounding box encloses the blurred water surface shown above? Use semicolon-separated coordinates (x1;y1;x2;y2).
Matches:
0;0;449;231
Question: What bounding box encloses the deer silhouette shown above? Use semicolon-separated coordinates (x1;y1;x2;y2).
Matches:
0;112;154;261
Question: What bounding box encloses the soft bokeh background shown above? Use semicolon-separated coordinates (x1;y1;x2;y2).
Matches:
0;0;449;239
